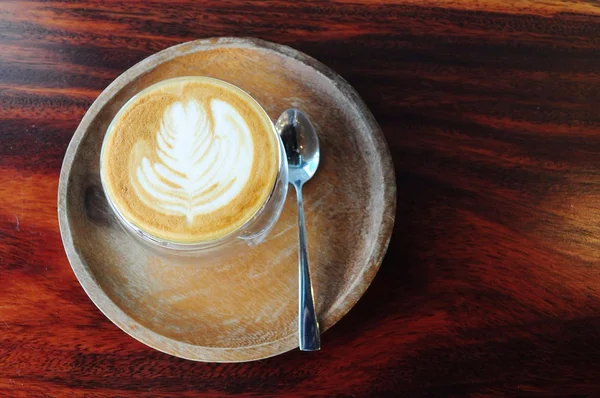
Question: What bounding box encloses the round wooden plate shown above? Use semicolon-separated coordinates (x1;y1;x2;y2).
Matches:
58;37;396;362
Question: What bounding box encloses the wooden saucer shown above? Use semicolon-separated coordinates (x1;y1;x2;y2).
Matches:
58;37;396;362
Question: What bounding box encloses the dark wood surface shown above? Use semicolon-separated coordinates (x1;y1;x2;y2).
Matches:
2;0;600;396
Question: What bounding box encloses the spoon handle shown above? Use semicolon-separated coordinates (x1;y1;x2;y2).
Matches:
295;184;321;351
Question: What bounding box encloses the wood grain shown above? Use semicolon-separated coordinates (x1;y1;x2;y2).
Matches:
3;0;600;395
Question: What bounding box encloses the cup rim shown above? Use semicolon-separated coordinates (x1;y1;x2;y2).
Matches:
99;76;285;249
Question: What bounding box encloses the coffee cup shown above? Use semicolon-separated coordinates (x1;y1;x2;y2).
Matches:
100;76;288;258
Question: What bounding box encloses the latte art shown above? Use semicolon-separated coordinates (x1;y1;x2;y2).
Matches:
101;77;280;243
133;99;253;224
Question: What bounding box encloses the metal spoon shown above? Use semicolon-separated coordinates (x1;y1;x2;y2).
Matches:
275;108;321;351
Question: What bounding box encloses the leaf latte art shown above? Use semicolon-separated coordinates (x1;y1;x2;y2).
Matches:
101;77;279;243
133;99;254;224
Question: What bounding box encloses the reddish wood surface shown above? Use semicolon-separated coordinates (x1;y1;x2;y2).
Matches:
2;0;600;396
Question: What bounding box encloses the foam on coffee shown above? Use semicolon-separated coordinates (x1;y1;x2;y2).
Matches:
101;77;279;243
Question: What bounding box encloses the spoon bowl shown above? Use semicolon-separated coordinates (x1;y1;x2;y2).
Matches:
276;109;320;185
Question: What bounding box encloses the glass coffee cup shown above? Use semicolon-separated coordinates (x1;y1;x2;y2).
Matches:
100;77;288;259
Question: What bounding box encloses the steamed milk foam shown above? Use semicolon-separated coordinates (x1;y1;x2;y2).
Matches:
101;77;279;243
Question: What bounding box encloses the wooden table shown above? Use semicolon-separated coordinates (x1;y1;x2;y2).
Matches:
2;1;600;396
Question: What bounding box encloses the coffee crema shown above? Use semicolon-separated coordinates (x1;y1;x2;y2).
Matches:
101;77;280;243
